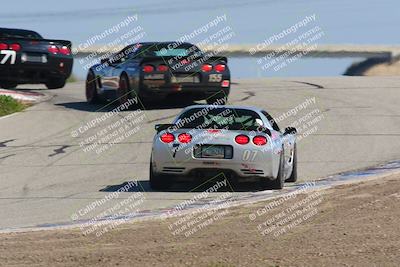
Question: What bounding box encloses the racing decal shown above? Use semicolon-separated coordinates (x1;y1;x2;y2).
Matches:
208;74;222;82
242;149;258;161
172;143;180;158
0;50;16;64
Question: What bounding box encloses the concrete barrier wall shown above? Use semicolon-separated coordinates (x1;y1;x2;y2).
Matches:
73;44;400;60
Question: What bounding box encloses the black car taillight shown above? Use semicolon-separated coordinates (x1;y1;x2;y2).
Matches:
201;64;212;72
9;43;21;52
214;64;226;72
48;45;59;54
142;65;154;73
0;43;8;50
59;46;71;55
157;65;168;72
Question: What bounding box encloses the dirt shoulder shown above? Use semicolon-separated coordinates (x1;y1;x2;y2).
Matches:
1;174;400;267
363;60;400;76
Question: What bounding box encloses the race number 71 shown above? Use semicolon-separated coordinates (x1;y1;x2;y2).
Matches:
0;50;16;64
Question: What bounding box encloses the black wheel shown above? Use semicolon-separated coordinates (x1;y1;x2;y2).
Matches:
270;152;285;190
286;144;297;183
0;81;17;89
149;161;170;190
85;71;101;104
45;78;66;89
206;91;227;105
118;74;138;109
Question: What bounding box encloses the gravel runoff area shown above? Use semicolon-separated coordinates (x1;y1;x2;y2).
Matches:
1;172;399;267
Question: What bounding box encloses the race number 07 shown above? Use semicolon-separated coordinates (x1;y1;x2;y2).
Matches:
242;149;258;161
0;50;16;64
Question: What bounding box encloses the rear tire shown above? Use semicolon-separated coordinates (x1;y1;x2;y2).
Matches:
206;91;227;105
270;152;285;190
286;144;297;183
45;78;66;89
85;71;101;104
149;161;170;190
118;74;138;109
0;81;18;89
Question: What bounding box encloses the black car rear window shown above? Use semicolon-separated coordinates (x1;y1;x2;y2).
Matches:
139;43;201;58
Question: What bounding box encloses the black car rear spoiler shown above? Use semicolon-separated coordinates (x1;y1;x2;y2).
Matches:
205;56;228;64
0;37;72;47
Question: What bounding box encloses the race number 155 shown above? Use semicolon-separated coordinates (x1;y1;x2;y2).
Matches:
0;50;16;64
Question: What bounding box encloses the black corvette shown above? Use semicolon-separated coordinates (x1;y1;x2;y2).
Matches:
0;28;73;89
86;42;230;106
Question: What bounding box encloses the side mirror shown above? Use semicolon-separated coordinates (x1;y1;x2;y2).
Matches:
284;127;297;135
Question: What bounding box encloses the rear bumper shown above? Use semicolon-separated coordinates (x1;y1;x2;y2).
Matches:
0;58;73;83
139;82;230;99
152;146;277;181
156;163;275;182
139;70;230;99
98;83;229;102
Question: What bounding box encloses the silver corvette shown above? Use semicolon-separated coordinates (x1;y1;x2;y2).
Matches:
150;105;297;190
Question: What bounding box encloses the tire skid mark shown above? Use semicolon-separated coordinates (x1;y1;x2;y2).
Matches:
291;80;325;89
238;91;256;102
0;154;15;161
146;114;178;123
48;145;70;157
0;139;16;147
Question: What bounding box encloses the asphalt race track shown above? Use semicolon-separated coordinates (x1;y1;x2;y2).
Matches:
0;77;399;230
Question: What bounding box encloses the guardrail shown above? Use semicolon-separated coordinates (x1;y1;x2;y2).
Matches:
73;44;400;60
